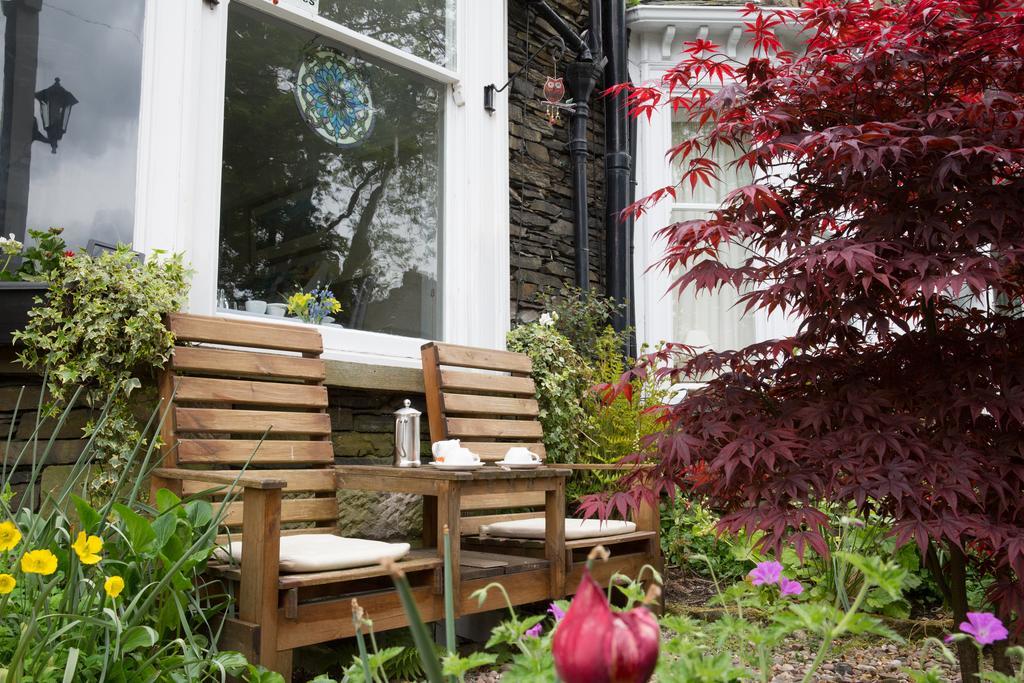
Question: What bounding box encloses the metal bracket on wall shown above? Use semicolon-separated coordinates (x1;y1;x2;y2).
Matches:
484;35;565;114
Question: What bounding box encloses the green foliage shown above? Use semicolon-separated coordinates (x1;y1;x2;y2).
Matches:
0;400;255;682
509;290;666;499
574;329;668;497
13;245;190;493
535;285;625;364
0;227;68;282
660;499;753;583
506;321;590;464
661;498;945;618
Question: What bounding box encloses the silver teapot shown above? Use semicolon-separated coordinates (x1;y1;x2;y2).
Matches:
393;399;422;467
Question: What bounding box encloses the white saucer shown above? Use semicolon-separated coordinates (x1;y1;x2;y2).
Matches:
429;461;484;471
496;461;543;469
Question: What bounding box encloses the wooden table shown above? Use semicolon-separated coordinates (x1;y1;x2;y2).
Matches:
335;465;571;611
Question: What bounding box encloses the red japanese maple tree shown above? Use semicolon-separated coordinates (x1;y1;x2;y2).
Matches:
589;1;1024;678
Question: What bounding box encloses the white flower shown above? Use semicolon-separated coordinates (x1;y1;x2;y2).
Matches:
538;312;557;326
0;234;23;256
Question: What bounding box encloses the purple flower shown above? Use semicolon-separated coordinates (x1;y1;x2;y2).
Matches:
958;612;1009;645
525;623;543;638
548;602;566;622
748;561;783;586
779;577;803;596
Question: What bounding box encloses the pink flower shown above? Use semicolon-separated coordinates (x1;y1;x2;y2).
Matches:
525;623;543;638
958;612;1008;645
748;561;783;586
548;602;566;621
779;577;803;596
552;570;660;683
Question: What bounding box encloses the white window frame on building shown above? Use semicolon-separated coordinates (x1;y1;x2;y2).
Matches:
129;0;510;366
627;4;799;353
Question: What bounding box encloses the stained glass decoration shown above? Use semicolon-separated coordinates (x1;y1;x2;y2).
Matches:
294;48;374;147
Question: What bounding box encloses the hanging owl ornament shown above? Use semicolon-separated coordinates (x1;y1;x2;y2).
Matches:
543;76;566;125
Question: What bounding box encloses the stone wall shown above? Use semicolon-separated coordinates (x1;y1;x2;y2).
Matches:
330;387;429;542
508;0;607;324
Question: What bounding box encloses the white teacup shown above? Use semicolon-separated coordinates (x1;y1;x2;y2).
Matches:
446;448;480;465
503;447;540;464
431;439;462;461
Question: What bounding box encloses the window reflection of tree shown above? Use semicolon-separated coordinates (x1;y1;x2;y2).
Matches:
218;5;441;338
319;0;448;65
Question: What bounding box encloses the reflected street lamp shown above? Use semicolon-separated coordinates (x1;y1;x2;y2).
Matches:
33;77;77;153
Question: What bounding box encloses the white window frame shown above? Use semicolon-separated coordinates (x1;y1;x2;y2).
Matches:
131;0;510;366
627;5;799;351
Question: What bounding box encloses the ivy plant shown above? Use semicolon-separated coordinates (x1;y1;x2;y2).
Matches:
507;321;591;464
13;246;189;493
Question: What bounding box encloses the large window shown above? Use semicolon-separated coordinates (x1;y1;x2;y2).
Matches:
670;121;757;352
217;3;444;340
319;0;456;67
0;0;145;253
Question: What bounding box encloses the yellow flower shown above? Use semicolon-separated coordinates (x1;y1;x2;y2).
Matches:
329;298;342;313
71;531;103;565
0;573;15;594
21;549;58;575
0;521;21;551
104;575;125;599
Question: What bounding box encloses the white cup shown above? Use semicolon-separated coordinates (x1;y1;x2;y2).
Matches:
431;439;462;461
245;299;267;314
446;448;480;465
503;447;540;464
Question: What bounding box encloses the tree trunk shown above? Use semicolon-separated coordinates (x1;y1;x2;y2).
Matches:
948;544;980;683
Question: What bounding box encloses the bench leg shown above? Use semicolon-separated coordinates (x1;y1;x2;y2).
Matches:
545;484;566;599
237;488;283;676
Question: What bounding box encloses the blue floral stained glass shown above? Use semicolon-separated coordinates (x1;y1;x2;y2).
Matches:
295;48;374;147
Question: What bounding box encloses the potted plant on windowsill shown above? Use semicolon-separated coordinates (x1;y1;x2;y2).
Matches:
0;228;68;345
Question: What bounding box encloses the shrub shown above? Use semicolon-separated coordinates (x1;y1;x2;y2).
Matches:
595;2;1024;678
0;399;250;681
14;245;189;493
506;320;591;464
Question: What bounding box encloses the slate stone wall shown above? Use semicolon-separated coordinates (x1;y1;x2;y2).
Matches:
508;0;607;324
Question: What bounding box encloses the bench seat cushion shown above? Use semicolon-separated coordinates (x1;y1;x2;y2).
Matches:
216;534;410;573
480;518;636;541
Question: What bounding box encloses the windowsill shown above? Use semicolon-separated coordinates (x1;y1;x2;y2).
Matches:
216;309;430;368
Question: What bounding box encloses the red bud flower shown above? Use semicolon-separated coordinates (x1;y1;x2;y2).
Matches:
552;570;660;683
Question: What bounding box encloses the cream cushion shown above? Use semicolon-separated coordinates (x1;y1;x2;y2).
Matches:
216;534;410;573
480;518;636;540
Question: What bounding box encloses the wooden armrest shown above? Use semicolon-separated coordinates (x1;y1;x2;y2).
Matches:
557;463;654;471
150;468;287;490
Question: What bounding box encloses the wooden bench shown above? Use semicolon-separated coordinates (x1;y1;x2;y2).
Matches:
150;314;440;680
420;341;662;589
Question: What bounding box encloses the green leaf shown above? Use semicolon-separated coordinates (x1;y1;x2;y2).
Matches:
71;494;102;531
155;488;181;515
151;512;179;552
121;625;159;653
113;502;157;553
442;652;498;679
185;499;214;529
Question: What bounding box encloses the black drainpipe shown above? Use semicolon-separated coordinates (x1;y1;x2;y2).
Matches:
524;0;597;292
602;0;632;334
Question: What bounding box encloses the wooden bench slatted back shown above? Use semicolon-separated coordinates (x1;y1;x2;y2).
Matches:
159;313;336;536
420;341;662;559
421;342;547;463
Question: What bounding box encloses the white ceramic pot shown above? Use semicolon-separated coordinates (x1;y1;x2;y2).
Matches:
266;303;287;317
244;300;267;314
